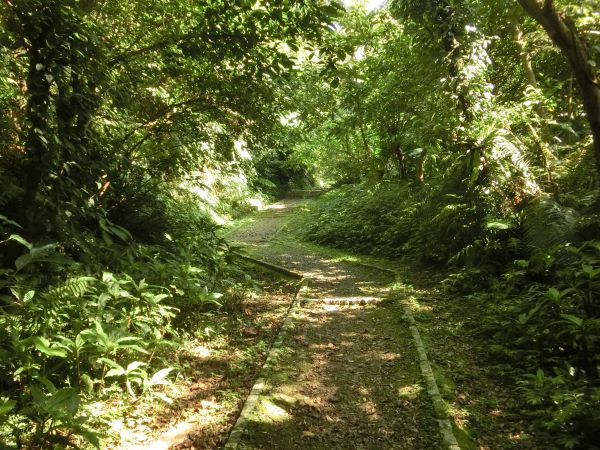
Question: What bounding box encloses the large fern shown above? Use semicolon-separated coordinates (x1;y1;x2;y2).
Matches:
522;197;579;252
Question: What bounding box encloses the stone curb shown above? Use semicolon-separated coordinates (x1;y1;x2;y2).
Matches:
226;252;459;449
232;251;303;280
347;261;461;450
223;262;309;450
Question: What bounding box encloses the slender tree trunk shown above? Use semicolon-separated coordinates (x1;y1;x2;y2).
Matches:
511;10;559;197
416;156;425;183
518;0;600;174
358;123;374;175
393;144;407;179
527;123;560;199
510;15;538;88
436;2;473;125
567;75;574;121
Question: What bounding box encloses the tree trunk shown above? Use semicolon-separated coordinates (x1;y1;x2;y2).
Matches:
518;0;600;174
511;10;559;197
393;145;407;179
510;14;538;88
416;156;425;183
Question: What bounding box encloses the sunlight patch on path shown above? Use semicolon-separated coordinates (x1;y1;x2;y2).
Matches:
226;200;443;449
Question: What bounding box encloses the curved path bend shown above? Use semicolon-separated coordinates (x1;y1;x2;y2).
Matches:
225;200;443;450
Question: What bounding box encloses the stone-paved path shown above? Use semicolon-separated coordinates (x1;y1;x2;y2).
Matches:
225;200;442;449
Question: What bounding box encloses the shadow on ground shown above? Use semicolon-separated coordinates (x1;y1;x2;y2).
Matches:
228;213;442;449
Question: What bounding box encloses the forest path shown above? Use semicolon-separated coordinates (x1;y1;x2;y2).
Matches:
225;200;442;449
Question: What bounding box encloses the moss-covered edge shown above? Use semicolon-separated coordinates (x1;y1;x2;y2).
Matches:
223;258;308;449
351;260;461;450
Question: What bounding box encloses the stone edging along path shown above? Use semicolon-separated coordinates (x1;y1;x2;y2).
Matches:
224;253;460;450
224;254;307;450
351;261;460;450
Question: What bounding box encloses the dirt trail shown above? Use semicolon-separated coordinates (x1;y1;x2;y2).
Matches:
226;200;442;449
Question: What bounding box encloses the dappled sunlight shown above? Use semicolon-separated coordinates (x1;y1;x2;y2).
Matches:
96;274;300;449
236;250;440;448
133;421;201;450
123;397;227;450
406;299;434;314
220;200;444;447
3;0;594;446
191;344;211;359
265;203;288;211
303;270;352;282
374;351;401;361
359;400;381;421
322;304;341;311
257;398;292;422
398;384;424;399
247;197;265;209
319;295;380;305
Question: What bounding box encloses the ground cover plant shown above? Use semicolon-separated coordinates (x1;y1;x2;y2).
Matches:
100;262;300;449
0;0;341;447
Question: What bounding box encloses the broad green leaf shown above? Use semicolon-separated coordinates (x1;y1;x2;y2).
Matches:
97;357;122;370
15;254;32;271
45;388;80;416
560;314;584;327
33;337;68;358
105;368;125;378
149;367;172;385
109;225;131;241
101;230;113;245
486;221;511;230
0;215;22;229
80;374;94;394
8;234;31;250
126;361;147;372
547;288;560;302
0;397;16;416
152;392;173;405
73;425;101;449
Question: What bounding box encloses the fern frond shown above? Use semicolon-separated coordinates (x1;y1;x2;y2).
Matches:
44;277;98;302
523;197;579;252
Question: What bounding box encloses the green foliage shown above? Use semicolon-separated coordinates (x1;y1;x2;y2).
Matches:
284;1;599;446
1;0;599;446
0;212;256;446
25;386;101;449
463;240;600;448
0;0;343;445
302;177;516;268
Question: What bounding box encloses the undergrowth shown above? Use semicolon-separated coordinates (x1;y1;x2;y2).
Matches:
0;190;263;449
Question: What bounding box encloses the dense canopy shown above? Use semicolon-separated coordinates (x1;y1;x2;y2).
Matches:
0;0;599;448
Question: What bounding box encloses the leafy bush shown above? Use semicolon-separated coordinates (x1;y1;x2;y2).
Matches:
459;240;600;448
301;178;514;266
0;200;245;448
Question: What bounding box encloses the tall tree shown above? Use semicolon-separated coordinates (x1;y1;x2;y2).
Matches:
517;0;600;174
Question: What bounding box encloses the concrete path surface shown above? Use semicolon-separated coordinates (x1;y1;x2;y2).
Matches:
225;200;442;449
